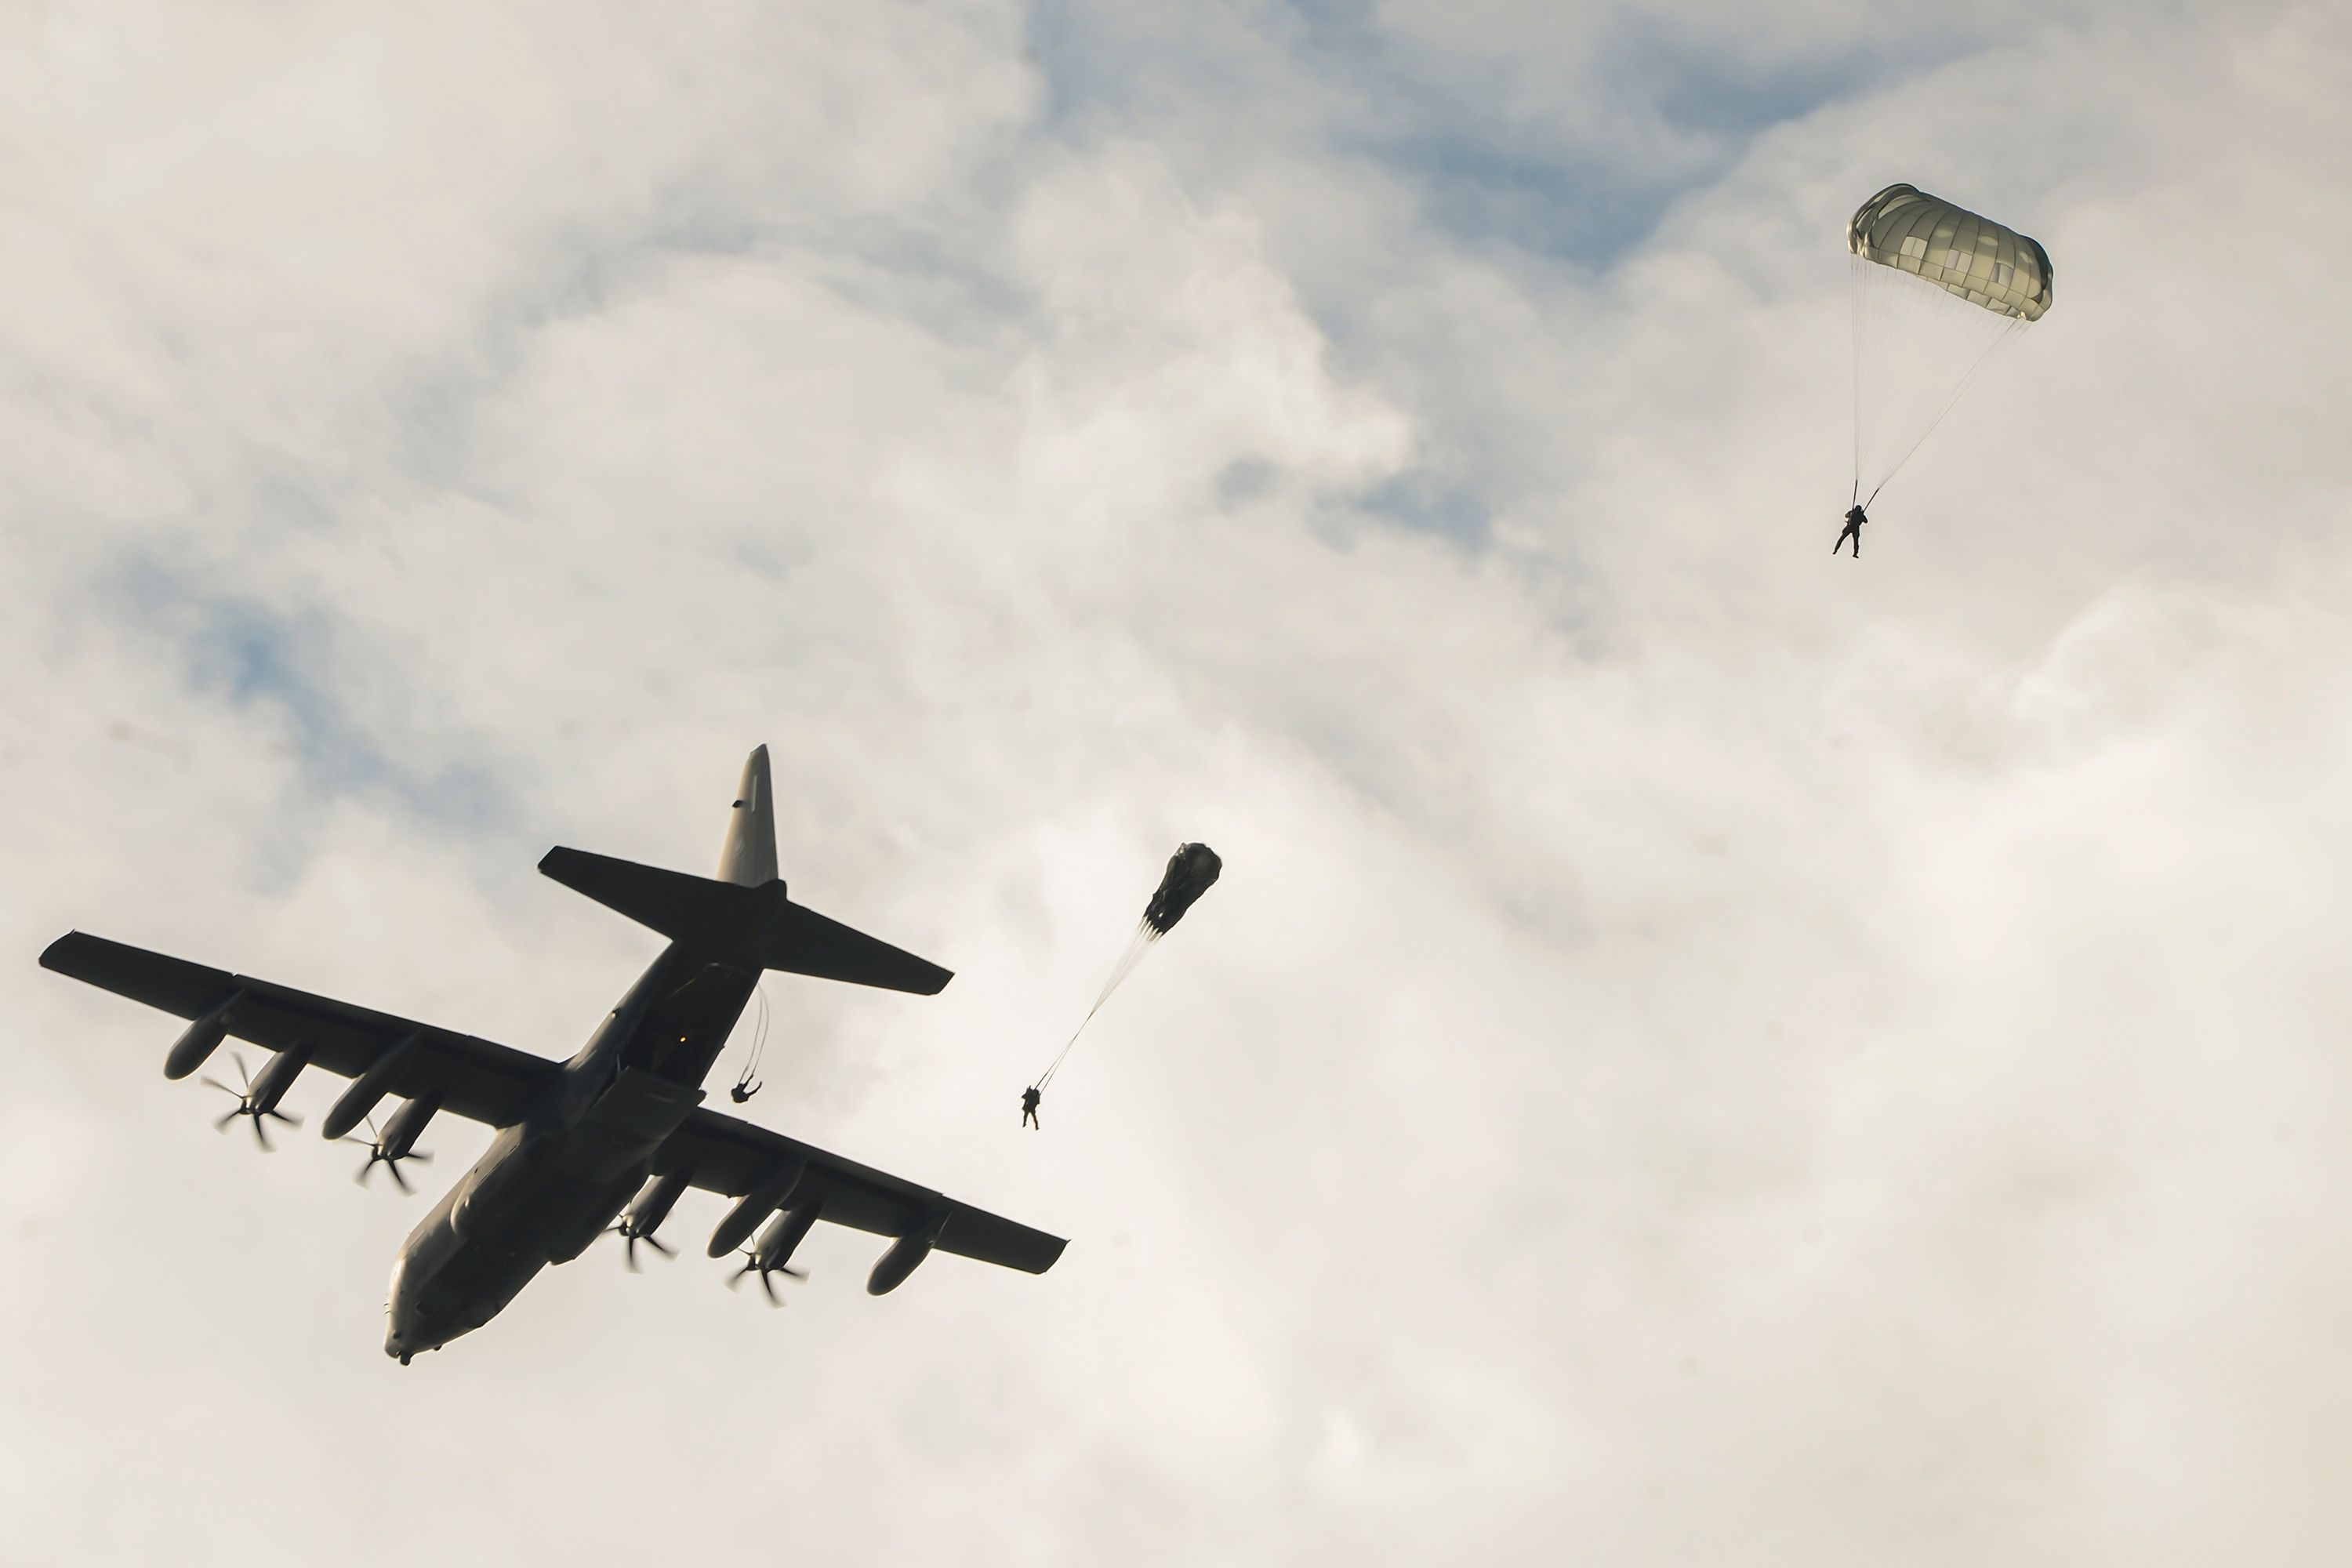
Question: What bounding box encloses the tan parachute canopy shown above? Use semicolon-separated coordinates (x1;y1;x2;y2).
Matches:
1848;183;2053;321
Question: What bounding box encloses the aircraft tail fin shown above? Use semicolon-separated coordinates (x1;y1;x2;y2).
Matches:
539;847;952;996
717;745;779;888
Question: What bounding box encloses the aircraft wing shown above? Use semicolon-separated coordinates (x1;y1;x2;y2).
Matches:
659;1107;1067;1276
38;931;557;1127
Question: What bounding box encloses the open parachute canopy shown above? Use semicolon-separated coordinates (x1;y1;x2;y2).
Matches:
1848;183;2053;322
1846;183;2054;506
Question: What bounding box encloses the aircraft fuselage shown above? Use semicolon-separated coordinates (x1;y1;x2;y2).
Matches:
384;945;753;1362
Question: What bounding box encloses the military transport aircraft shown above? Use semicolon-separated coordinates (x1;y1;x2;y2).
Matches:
38;746;1064;1363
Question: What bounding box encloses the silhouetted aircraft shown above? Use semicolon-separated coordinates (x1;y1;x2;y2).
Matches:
39;746;1063;1363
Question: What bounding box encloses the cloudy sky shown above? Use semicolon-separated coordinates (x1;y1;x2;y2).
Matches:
5;1;2350;1561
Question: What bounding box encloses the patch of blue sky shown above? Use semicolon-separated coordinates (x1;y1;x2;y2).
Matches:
106;558;516;842
1358;468;1492;547
1023;2;2011;270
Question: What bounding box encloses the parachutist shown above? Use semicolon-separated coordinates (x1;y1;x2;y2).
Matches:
730;1074;760;1104
1833;506;1866;557
1021;1085;1042;1130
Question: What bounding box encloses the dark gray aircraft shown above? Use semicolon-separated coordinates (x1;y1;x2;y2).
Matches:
39;746;1064;1363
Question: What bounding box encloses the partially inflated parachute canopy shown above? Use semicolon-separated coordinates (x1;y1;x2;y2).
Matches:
1142;843;1221;936
1848;183;2053;322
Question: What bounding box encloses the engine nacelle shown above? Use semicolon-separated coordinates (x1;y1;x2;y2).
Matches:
707;1157;808;1258
752;1201;822;1272
321;1033;420;1140
163;993;244;1080
866;1229;938;1296
378;1089;442;1160
246;1041;312;1113
626;1167;694;1237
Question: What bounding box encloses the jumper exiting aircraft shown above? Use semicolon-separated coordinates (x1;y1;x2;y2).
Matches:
38;746;1065;1363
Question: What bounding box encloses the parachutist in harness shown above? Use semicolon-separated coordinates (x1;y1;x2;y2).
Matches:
731;980;769;1103
1021;1085;1042;1130
1833;505;1867;557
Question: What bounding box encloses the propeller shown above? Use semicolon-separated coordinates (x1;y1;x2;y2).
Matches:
727;1250;808;1307
608;1217;676;1273
342;1116;433;1192
200;1053;303;1150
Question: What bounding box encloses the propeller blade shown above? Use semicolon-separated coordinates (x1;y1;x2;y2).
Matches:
250;1116;272;1152
213;1107;241;1133
641;1233;673;1259
230;1053;253;1092
758;1269;780;1307
407;1150;434;1167
386;1158;412;1194
200;1076;238;1098
354;1158;376;1187
263;1108;303;1130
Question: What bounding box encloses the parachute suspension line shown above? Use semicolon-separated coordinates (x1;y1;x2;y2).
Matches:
1849;254;2031;506
1033;925;1160;1093
1850;252;1867;507
1860;314;2026;510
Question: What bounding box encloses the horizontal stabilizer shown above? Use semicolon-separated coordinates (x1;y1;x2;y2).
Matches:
539;848;952;996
